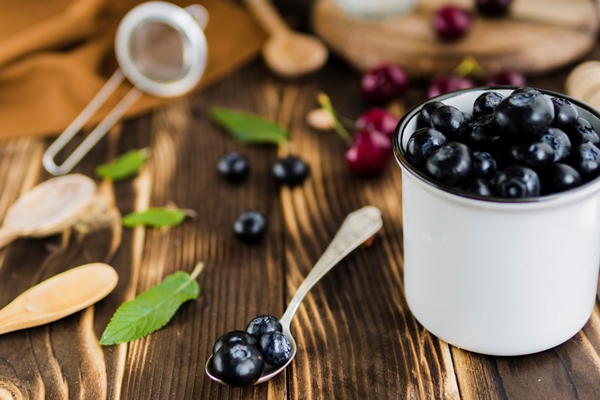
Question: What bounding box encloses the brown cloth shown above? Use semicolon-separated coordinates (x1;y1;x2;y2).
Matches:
0;0;266;139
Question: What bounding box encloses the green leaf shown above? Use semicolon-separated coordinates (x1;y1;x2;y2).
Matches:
209;107;288;145
122;208;189;228
100;263;204;345
95;148;150;181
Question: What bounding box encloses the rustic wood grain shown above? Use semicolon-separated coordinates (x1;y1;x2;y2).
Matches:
311;0;598;78
0;32;600;400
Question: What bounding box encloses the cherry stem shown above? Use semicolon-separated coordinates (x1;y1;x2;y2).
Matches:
338;115;357;131
317;92;352;145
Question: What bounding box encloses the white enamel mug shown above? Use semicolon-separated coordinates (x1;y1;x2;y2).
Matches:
393;87;600;356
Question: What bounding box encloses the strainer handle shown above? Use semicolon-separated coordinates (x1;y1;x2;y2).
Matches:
42;69;142;176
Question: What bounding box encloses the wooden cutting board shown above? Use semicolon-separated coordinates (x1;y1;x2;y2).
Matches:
311;0;599;78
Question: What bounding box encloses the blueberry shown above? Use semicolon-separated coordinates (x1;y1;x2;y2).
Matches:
569;142;600;180
493;90;554;139
462;112;474;125
540;127;571;162
212;342;265;386
473;151;497;180
476;0;512;17
259;331;292;367
416;101;444;129
493;165;541;198
467;114;502;151
465;178;493;196
272;156;310;186
406;128;448;167
430;105;468;140
246;315;282;341
217;152;249;183
234;211;268;243
545;163;582;194
473;91;504;119
511;87;542;96
551;97;578;132
425;142;473;187
509;142;554;170
213;330;258;355
568;117;600;146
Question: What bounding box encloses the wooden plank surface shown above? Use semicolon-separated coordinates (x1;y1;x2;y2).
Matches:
0;28;600;400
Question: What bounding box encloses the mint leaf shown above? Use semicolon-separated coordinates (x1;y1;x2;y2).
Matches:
122;208;190;228
100;263;204;345
95;148;150;181
210;107;288;145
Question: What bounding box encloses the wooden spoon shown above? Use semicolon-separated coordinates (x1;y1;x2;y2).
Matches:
566;60;600;109
0;174;96;248
0;263;118;335
243;0;328;79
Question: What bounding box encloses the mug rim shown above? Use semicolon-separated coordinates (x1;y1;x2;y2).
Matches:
393;86;600;205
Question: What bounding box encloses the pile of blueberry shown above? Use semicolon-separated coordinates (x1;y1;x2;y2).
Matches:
218;153;310;244
405;87;600;199
211;315;292;386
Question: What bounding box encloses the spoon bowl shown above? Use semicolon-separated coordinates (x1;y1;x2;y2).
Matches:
205;205;383;386
262;33;329;79
0;263;118;335
0;174;96;248
244;0;329;79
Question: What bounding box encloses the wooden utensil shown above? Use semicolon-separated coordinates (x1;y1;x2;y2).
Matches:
0;174;96;248
243;0;328;79
566;60;600;110
0;263;118;335
312;0;598;77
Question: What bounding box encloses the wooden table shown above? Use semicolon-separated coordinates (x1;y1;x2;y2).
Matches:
1;32;600;400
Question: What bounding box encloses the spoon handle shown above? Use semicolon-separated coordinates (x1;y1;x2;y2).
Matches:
243;0;290;37
279;206;383;327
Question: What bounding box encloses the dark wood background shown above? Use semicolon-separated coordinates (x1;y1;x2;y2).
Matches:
1;3;600;399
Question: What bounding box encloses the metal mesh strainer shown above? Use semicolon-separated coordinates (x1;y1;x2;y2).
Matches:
130;21;187;83
43;1;209;176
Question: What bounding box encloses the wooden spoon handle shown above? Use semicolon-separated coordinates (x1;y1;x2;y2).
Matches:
243;0;290;37
0;226;19;249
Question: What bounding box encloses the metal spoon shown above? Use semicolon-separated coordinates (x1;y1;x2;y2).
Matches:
205;205;383;386
243;0;329;79
0;263;118;335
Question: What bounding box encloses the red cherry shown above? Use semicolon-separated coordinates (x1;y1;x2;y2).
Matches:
486;70;527;86
433;5;472;41
356;108;399;138
427;75;475;98
345;129;393;175
360;64;409;104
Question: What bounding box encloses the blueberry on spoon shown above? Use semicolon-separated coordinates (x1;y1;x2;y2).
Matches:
212;343;265;387
212;331;258;355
